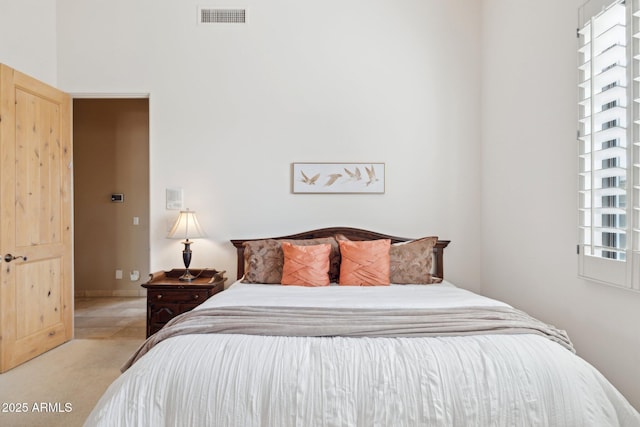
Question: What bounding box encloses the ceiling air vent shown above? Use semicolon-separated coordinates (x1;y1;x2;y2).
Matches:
199;8;247;24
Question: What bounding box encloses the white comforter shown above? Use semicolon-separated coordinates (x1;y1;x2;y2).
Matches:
85;282;640;427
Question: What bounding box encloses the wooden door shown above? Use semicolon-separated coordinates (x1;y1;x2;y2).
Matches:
0;64;73;372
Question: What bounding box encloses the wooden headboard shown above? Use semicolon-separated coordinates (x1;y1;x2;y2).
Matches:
230;226;450;280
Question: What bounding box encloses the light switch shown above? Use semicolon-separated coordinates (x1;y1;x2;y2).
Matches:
133;216;139;225
166;188;184;210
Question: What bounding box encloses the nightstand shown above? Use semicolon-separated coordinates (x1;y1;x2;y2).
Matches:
142;268;226;337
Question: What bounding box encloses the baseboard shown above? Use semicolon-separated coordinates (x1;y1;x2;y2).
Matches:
75;289;147;297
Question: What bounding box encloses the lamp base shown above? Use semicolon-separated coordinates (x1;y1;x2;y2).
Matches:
179;239;195;281
179;269;196;282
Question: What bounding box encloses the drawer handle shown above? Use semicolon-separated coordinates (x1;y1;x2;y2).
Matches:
156;294;163;299
193;294;199;300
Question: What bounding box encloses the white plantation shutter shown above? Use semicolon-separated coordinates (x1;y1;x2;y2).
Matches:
578;0;640;290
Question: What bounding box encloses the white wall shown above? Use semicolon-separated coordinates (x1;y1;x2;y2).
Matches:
482;0;640;410
57;0;483;290
0;0;57;85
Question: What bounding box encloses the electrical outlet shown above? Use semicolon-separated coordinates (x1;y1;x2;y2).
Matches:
115;269;123;280
130;270;140;281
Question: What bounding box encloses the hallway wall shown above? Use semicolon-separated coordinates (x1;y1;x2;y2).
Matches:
73;98;150;296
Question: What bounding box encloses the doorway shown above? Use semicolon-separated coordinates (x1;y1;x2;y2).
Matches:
72;98;150;298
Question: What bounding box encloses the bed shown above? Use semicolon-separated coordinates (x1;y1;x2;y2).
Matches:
85;227;640;426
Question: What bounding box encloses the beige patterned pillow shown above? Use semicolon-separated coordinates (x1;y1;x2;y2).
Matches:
389;236;440;284
242;237;340;284
242;239;283;284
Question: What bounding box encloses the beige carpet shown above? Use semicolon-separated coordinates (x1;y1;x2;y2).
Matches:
0;338;143;427
0;297;145;427
0;297;146;427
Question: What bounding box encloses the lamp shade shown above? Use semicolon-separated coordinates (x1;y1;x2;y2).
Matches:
167;209;206;240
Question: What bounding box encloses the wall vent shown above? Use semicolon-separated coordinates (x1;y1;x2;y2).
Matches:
199;8;246;24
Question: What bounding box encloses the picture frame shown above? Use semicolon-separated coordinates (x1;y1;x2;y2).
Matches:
292;163;385;194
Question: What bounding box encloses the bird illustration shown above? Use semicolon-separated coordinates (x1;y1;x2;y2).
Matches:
325;173;342;186
344;167;362;181
365;165;379;186
300;170;320;185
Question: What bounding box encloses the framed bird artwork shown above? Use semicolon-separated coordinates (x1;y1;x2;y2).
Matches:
291;163;385;194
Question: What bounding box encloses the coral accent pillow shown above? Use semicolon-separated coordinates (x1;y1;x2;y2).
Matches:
338;239;391;286
281;242;331;287
280;238;341;282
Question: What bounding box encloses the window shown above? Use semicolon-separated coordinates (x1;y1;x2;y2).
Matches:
601;157;619;168
578;0;640;290
601;213;627;227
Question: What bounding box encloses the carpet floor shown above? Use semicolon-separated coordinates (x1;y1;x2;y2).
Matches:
0;297;145;427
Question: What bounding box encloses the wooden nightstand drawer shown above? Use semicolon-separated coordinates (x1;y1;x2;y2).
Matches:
148;289;209;303
142;268;226;337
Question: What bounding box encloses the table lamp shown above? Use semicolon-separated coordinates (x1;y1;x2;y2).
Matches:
167;209;206;281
